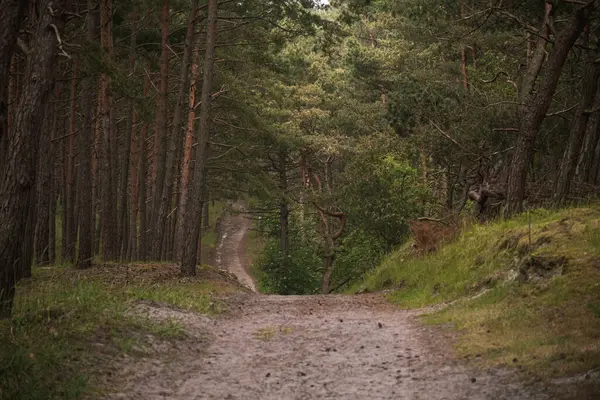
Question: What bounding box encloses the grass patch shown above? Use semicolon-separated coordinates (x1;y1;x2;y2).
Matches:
253;325;293;341
0;262;243;399
353;206;600;379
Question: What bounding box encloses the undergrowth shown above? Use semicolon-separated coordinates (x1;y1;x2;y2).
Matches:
352;206;600;379
0;263;239;399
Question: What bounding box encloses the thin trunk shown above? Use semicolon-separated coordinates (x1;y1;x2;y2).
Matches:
153;0;197;260
138;77;150;260
505;6;589;215
119;12;137;260
65;59;79;263
99;0;117;260
77;0;96;269
555;37;600;202
128;110;138;261
150;0;170;258
36;101;53;266
48;84;61;265
180;0;218;276
0;0;63;317
175;33;201;259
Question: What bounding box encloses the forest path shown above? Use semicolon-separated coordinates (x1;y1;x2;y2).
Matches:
115;211;552;400
121;295;550;400
214;205;256;292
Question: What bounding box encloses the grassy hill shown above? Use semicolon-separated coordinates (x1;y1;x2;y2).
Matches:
352;207;600;381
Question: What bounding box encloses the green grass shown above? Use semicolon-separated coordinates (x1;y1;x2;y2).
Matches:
0;262;241;399
352;206;600;379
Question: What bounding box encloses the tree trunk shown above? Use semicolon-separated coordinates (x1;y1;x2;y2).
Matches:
36;101;53;266
99;0;117;260
119;12;137;260
65;59;79;263
175;32;201;259
77;0;96;269
0;0;27;172
138;76;150;260
150;0;170;259
577;82;600;183
0;0;63;317
180;0;218;276
153;0;197;260
555;38;600;202
505;6;589;215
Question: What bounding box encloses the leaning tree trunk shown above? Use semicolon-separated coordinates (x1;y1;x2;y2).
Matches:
555;38;600;202
505;6;590;216
180;0;218;276
153;0;197;260
0;0;64;317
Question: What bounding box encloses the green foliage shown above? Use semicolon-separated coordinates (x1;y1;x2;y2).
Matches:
255;230;323;295
339;138;426;246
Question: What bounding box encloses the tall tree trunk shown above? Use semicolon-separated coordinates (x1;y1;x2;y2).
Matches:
555;37;600;202
505;6;589;215
48;84;61;265
175;33;201;259
77;0;96;269
0;0;28;172
180;0;218;276
35;104;53;266
0;0;63;317
119;12;137;260
65;59;79;263
99;0;117;260
128;111;139;260
150;0;170;259
138;76;150;260
152;0;197;260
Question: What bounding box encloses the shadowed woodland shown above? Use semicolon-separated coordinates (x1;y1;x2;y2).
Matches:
2;0;600;396
3;0;600;310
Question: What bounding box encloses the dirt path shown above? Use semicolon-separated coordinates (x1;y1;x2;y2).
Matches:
215;210;256;292
112;209;560;400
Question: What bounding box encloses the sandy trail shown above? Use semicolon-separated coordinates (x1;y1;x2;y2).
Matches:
214;210;256;292
112;209;560;400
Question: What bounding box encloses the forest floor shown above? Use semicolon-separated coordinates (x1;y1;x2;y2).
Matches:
110;211;591;400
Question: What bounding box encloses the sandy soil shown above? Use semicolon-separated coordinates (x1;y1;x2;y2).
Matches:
108;211;589;400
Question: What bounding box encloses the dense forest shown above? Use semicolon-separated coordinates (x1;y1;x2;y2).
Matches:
2;0;600;311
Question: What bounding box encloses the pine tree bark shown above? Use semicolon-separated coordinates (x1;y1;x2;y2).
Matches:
505;6;590;215
77;0;96;269
577;78;600;183
150;0;170;259
175;32;201;259
35;103;53;266
153;0;197;260
138;76;150;260
180;0;218;276
555;36;600;202
0;0;64;317
65;59;79;263
99;0;117;260
119;12;137;260
0;0;27;172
